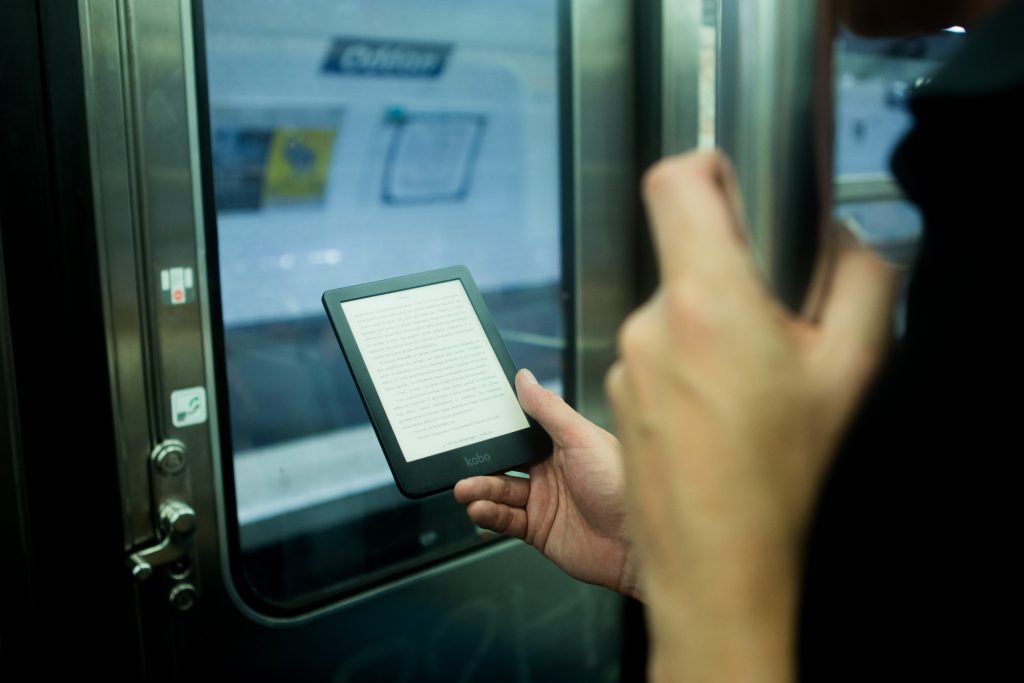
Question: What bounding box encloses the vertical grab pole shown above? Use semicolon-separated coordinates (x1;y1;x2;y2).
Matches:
717;0;825;310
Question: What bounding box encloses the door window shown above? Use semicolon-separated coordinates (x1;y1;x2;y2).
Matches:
197;0;569;611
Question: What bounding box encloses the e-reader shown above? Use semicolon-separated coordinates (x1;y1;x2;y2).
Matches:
322;266;552;498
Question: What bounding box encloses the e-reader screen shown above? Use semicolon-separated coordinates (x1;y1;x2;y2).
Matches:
340;279;530;462
323;266;551;497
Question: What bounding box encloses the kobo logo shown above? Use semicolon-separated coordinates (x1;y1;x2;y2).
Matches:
464;453;492;467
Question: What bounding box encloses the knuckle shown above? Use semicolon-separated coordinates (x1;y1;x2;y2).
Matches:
504;507;520;537
690;148;730;184
664;280;713;337
493;506;509;534
604;362;624;403
699;148;729;172
642;156;687;199
501;477;515;502
643;150;727;200
616;309;652;361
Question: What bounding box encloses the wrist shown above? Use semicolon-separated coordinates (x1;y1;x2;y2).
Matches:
642;550;801;683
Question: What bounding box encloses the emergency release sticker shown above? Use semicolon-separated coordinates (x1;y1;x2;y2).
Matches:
171;386;207;428
161;267;195;305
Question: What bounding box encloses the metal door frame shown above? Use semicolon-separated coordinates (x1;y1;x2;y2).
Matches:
78;0;642;678
0;0;142;678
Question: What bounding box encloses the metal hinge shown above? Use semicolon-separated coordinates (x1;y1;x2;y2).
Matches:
126;439;199;611
128;498;195;580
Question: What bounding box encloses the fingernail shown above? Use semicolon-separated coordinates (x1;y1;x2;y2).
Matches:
520;368;538;385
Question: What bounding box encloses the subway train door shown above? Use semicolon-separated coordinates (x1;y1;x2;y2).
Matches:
76;0;638;679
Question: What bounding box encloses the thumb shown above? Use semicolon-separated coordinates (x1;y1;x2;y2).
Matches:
515;368;586;445
818;230;900;391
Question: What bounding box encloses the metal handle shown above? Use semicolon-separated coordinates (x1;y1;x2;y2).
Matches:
717;0;823;309
128;499;197;581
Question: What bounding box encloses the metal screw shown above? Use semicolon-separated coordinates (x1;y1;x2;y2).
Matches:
160;500;197;535
131;562;153;581
168;558;192;581
152;439;187;476
168;583;198;611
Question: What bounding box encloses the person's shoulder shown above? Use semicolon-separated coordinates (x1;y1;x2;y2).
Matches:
916;0;1024;100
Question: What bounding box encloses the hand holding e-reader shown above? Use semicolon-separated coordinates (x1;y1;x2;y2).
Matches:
322;266;551;497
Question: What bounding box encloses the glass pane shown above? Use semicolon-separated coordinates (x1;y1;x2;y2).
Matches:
836;199;922;264
199;0;565;607
836;199;922;336
834;30;964;176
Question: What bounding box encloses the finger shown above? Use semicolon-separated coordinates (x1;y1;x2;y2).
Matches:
819;231;900;385
717;153;752;246
466;500;529;539
604;361;646;494
454;474;531;507
641;151;753;284
515;368;587;445
800;218;845;323
603;361;633;445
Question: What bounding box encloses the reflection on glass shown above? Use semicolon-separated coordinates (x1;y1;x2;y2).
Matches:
834;30;964;175
201;0;564;605
382;111;486;204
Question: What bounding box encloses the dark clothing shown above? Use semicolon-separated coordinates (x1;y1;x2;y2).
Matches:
801;2;1024;679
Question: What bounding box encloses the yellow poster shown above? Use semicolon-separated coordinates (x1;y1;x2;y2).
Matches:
263;127;337;203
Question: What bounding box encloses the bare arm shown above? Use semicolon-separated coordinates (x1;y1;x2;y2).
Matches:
605;152;898;682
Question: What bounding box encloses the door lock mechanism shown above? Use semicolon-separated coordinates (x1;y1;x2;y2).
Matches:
128;499;197;581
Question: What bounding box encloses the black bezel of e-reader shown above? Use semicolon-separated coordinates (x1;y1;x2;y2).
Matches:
322;266;552;498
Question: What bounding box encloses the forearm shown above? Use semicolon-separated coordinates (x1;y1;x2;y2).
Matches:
643;551;800;683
